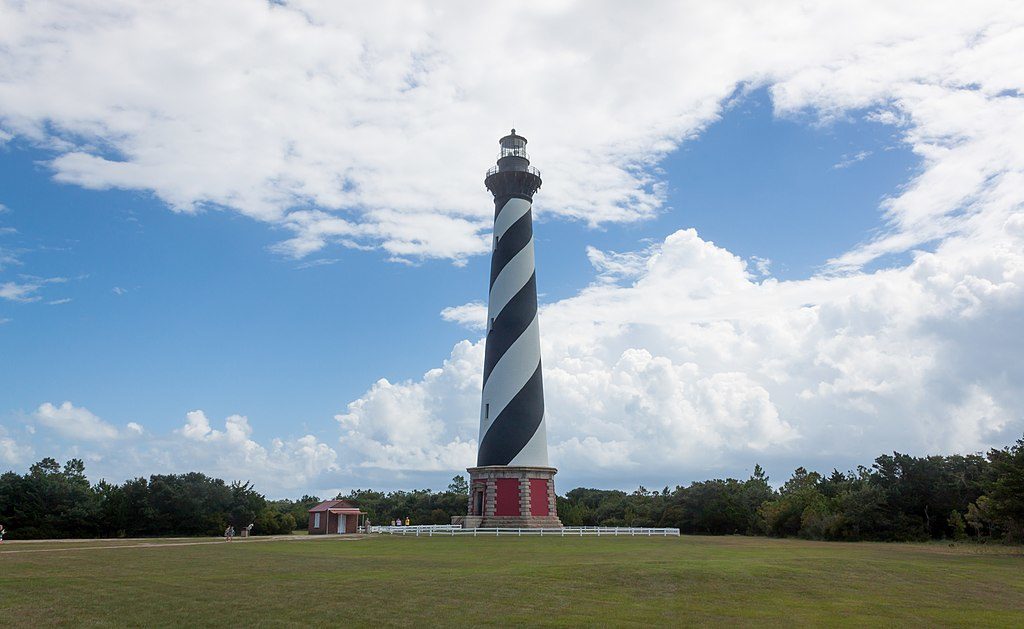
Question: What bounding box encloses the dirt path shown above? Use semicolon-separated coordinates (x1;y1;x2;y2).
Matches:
0;534;367;555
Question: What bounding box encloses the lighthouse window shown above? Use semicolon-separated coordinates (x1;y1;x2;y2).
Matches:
485;404;489;419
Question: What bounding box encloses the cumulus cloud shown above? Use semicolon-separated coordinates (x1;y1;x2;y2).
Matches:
34;402;121;441
0;431;33;465
335;343;481;472
173;410;339;492
337;217;1024;485
12;406;339;496
440;302;487;331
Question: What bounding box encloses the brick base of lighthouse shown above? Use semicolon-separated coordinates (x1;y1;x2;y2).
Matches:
463;466;562;528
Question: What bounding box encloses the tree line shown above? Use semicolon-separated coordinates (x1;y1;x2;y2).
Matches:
1;435;1022;541
558;436;1024;542
0;458;309;539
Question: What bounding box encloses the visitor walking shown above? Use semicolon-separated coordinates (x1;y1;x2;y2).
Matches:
224;525;235;542
0;523;5;543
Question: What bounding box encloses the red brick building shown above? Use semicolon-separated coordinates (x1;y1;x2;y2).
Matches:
308;500;366;534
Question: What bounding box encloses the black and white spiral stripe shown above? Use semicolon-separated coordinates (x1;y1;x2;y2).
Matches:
477;195;548;467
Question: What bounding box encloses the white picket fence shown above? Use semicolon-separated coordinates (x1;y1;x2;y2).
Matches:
371;525;679;537
370;525;463;534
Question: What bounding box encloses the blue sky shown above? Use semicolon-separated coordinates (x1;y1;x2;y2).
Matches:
1;2;1021;497
3;91;914;440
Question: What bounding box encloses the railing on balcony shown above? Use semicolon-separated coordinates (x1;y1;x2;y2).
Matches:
486;164;542;178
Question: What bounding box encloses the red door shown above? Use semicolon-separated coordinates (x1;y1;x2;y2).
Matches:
530;479;549;516
494;478;520;516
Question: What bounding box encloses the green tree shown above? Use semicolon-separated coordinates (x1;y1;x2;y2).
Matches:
758;468;827;538
447;475;469;495
947;510;967;541
986;436;1024;540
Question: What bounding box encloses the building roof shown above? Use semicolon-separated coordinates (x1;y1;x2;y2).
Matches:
309;499;362;513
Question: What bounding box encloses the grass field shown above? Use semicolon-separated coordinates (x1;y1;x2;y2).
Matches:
2;534;1023;627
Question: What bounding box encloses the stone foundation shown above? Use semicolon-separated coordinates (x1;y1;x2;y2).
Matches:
465;465;562;528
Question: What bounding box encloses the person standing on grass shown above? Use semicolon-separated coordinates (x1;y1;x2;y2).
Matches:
0;523;5;543
404;516;410;526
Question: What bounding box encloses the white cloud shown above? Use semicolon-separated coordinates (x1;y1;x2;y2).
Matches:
9;406;340;496
1;1;1018;264
833;151;872;169
335;342;481;472
34;401;120;441
440;302;487;331
750;256;772;278
337;215;1024;484
111;286;127;296
174;410;339;491
0;276;66;303
0;425;34;466
0;280;41;302
0;246;21;272
1;437;32;466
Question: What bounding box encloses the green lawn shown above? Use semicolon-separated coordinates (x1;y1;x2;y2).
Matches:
2;534;1022;627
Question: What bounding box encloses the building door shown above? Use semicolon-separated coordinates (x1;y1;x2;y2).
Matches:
338;514;346;534
474;491;483;516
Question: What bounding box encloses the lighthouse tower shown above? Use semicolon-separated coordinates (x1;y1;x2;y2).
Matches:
465;130;561;528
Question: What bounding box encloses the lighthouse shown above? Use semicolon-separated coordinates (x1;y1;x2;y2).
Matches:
465;130;561;528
